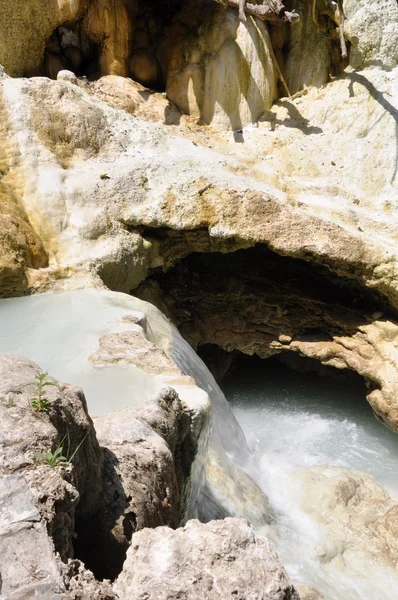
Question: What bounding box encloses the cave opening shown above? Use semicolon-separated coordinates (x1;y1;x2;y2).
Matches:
39;25;101;80
196;346;398;497
134;239;397;431
135;242;394;352
34;0;350;108
216;351;398;597
38;0;188;88
132;238;398;600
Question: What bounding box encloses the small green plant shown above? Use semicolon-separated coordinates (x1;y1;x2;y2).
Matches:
8;397;15;408
36;432;88;470
100;173;110;180
25;371;58;413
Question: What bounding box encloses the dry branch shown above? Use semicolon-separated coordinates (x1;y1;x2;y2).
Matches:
213;0;300;23
337;0;348;58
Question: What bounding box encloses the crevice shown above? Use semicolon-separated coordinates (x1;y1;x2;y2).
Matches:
73;448;129;582
72;388;200;582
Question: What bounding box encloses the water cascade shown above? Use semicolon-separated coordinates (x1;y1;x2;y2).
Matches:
222;356;398;600
1;290;398;598
0;289;271;526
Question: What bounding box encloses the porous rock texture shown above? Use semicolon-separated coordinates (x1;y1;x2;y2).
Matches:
298;466;398;592
295;585;325;600
114;517;300;600
344;0;398;69
76;387;201;580
0;350;215;596
0;353;105;598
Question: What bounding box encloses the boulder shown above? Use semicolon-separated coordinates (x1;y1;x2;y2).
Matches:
295;584;325;600
114;517;300;600
57;70;78;85
298;466;398;590
76;387;199;580
0;353;103;597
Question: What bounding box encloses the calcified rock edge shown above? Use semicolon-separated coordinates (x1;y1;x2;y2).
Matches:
1;0;398;597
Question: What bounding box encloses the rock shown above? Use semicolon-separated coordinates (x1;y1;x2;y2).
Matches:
114;518;300;600
0;0;87;77
57;69;78;84
89;75;182;124
283;0;332;95
166;5;277;129
82;0;132;76
0;353;104;597
0;183;48;298
129;49;160;88
298;466;398;587
295;584;325;600
0;353;103;525
194;451;275;531
345;0;398;68
76;387;199;580
1;53;398;430
89;327;181;375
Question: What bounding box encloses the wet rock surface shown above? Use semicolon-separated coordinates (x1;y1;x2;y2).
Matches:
298;466;398;587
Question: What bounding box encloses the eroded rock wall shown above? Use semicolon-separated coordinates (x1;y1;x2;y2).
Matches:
0;346;213;593
165;3;277;128
0;0;89;77
0;354;103;597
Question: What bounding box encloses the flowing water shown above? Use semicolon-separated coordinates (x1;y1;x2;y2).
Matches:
1;290;398;598
222;357;398;600
0;290;254;522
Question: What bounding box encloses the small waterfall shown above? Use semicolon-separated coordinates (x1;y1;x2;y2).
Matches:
133;292;275;526
0;289;273;528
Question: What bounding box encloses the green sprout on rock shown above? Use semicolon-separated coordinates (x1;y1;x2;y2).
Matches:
36;432;88;470
25;370;59;413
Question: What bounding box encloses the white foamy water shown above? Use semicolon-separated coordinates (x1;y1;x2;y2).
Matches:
223;359;398;600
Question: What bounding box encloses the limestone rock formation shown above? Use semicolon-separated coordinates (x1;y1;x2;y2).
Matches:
0;185;48;297
295;585;325;600
0;350;217;596
77;387;199;580
89;325;181;375
298;466;398;592
114;517;300;600
89;75;182;124
165;4;278;129
1;62;398;428
0;353;103;598
0;0;88;77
